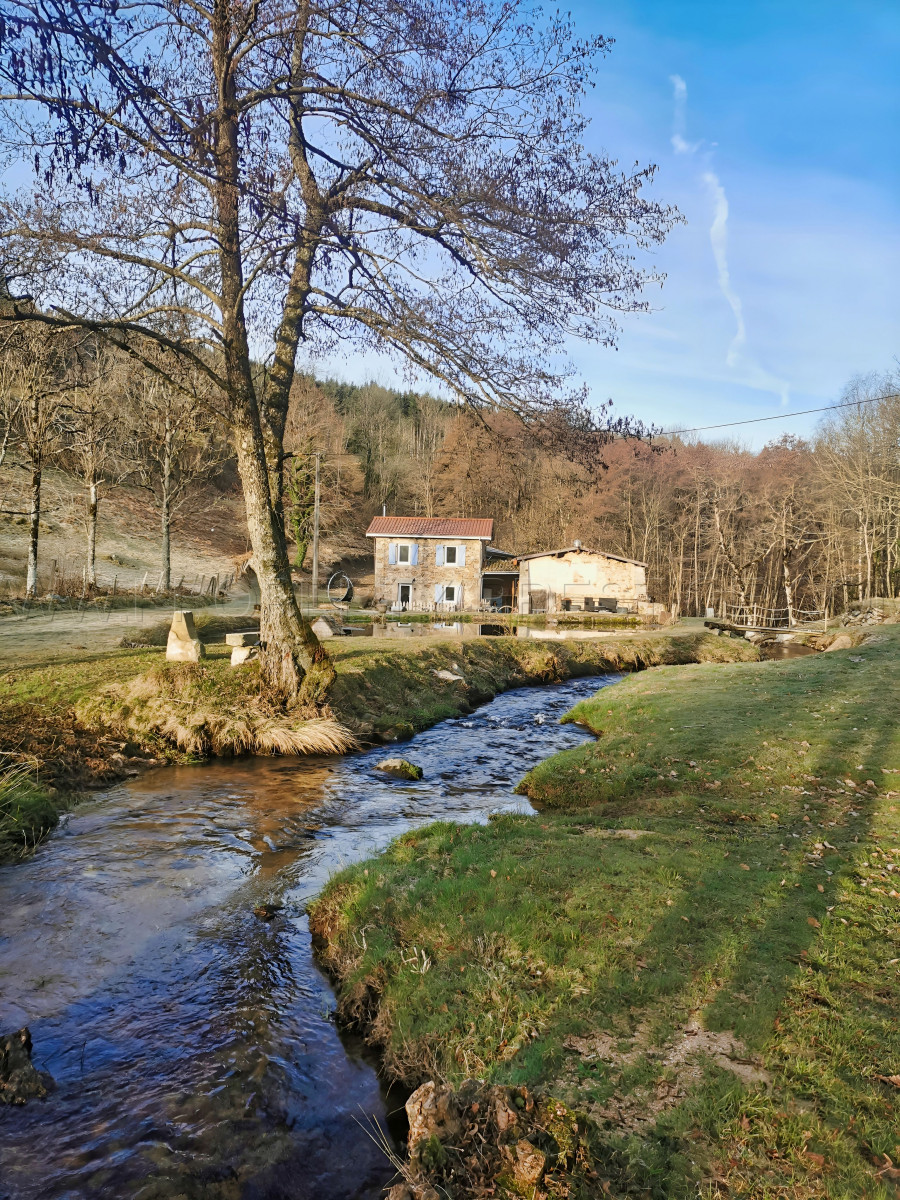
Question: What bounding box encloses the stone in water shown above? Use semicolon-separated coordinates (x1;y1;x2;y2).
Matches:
376;758;424;781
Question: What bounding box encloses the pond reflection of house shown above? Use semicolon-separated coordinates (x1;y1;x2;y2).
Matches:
366;516;518;611
517;541;660;616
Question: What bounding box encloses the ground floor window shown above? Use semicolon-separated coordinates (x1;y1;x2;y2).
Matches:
398;583;412;606
444;585;456;603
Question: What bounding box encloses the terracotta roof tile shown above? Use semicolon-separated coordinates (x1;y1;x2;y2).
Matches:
365;516;494;540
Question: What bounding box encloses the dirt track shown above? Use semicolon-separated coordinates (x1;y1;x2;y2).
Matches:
0;596;257;665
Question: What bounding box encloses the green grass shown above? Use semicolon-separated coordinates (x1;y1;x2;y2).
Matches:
327;629;757;741
0;628;752;866
0;763;62;862
310;627;900;1198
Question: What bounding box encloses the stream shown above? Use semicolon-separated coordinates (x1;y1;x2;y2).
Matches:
0;673;620;1200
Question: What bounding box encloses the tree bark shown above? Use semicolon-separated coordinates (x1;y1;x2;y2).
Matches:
233;418;333;698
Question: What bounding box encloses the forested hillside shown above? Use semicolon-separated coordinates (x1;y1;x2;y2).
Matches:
2;344;896;621
287;370;900;619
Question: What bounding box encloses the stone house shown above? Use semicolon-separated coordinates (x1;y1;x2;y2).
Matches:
366;516;517;611
517;541;661;616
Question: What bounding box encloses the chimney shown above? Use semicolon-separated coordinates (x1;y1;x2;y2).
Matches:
573;539;582;551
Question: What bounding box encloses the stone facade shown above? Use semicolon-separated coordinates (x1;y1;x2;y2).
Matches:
372;535;487;611
517;546;651;614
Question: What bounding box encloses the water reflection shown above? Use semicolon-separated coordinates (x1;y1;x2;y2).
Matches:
0;673;619;1199
359;620;631;640
757;641;818;660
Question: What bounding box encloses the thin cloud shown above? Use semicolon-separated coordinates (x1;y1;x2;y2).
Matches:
670;76;790;406
669;74;700;155
702;169;746;366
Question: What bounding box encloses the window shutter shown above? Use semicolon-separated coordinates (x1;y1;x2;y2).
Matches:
434;584;443;603
411;543;419;566
458;544;466;566
435;544;444;565
388;543;397;565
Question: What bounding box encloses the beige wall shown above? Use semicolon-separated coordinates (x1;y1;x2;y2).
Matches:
372;537;487;610
518;551;648;613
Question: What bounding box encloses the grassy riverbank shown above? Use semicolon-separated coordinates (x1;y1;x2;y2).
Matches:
0;629;754;865
310;628;900;1198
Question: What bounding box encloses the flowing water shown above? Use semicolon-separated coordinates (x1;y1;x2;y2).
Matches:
0;673;620;1200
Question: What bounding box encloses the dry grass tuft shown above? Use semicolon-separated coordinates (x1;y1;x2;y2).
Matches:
80;663;358;758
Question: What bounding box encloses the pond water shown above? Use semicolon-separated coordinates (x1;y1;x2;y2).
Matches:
354;620;638;641
0;673;620;1200
758;641;818;660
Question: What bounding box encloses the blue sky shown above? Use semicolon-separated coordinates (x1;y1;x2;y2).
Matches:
562;0;900;443
324;0;899;446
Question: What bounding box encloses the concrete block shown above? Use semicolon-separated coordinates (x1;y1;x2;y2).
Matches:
166;610;205;663
225;631;260;647
311;616;341;638
230;645;259;666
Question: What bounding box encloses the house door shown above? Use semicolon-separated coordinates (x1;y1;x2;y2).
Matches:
398;583;412;608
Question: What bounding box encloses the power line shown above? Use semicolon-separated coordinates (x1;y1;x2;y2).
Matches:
655;392;897;438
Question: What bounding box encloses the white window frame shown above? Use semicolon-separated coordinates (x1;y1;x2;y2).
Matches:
444;545;458;565
444;585;456;604
397;543;411;564
398;582;412;606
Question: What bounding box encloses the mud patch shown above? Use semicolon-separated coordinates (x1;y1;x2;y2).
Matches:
0;700;156;792
562;1018;770;1133
583;828;656;840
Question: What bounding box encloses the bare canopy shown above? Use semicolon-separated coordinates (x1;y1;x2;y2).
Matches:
0;0;679;695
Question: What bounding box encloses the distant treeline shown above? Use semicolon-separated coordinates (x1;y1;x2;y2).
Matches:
3;323;896;618
288;370;900;619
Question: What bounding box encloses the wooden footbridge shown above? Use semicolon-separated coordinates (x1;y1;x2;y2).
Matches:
704;604;827;636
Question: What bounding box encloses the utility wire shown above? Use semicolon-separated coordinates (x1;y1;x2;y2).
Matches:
655;392;897;438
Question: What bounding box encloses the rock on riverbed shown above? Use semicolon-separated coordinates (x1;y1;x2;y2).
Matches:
375;758;424;781
1;1028;50;1105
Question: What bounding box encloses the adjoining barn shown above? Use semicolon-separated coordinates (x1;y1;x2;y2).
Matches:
366;516;518;611
517;541;663;617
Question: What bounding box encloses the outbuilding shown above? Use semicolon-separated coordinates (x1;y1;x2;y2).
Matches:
517;541;654;615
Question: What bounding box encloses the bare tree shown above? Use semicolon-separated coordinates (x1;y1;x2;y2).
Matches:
0;0;678;694
124;367;227;591
0;334;20;474
1;325;71;596
57;343;127;588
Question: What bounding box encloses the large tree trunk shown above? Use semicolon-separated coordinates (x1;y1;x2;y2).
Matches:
233;416;333;699
211;1;329;702
26;463;40;597
86;477;98;588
